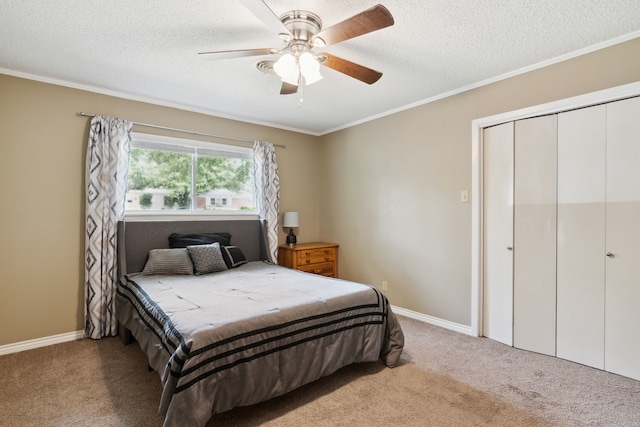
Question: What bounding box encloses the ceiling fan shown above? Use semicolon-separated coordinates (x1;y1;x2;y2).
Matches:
199;1;394;96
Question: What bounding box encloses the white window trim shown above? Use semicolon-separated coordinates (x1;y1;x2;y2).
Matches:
131;132;252;156
126;132;257;219
123;212;259;221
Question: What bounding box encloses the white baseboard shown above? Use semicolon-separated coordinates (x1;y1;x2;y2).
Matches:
0;308;470;356
391;305;473;336
0;330;84;356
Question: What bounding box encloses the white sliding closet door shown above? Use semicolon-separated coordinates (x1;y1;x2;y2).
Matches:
483;122;514;346
513;115;557;356
556;105;606;369
604;96;640;380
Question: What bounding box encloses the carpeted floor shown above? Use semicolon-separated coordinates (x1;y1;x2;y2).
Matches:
1;316;639;426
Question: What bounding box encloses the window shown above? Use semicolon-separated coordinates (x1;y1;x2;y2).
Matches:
126;132;255;213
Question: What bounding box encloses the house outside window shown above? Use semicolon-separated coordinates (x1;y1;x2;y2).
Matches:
126;132;255;214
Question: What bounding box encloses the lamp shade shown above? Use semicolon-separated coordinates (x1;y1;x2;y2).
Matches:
283;211;299;228
273;53;299;86
299;52;323;85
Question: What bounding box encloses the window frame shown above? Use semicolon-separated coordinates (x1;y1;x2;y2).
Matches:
124;132;258;219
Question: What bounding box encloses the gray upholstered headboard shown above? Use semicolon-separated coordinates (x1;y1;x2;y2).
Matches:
117;219;270;275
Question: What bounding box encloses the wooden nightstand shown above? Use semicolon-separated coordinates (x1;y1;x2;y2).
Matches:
278;242;339;278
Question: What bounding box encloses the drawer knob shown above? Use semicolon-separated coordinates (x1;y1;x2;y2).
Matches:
306;259;310;264
314;269;323;274
305;251;310;256
325;257;329;261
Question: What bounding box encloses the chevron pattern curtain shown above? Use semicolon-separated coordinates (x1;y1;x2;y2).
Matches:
253;141;280;262
84;115;132;339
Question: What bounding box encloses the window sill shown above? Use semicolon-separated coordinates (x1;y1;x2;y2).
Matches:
123;211;259;222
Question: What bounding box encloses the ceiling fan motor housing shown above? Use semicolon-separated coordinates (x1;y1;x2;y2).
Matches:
279;10;322;46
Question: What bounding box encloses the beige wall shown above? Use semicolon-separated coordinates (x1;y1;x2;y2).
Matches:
2;37;639;346
0;74;320;346
319;38;640;326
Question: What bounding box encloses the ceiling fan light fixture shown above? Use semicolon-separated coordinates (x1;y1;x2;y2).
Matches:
273;53;299;85
274;50;323;87
299;51;323;85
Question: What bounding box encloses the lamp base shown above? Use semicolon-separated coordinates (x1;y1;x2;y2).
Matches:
286;228;297;245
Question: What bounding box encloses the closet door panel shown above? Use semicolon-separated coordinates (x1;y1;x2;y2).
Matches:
483;122;514;346
557;105;606;369
605;96;640;380
513;115;557;356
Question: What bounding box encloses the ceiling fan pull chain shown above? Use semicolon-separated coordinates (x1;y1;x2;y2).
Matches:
298;74;304;107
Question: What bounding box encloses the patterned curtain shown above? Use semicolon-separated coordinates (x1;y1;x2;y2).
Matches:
253;141;280;262
84;115;132;339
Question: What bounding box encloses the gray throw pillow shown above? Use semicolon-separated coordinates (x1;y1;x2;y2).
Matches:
187;242;228;275
142;248;194;275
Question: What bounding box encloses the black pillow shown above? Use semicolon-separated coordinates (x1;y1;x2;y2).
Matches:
168;232;232;248
221;245;248;268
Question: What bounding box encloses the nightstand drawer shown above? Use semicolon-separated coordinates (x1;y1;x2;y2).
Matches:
299;248;336;265
298;262;335;277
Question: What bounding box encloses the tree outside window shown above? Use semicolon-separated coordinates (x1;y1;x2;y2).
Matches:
126;134;255;213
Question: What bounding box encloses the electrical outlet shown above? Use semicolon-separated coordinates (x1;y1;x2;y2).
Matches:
382;281;388;291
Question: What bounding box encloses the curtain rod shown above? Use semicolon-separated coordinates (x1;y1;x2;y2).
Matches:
78;112;286;148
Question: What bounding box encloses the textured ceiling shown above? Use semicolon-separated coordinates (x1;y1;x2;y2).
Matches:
1;0;640;135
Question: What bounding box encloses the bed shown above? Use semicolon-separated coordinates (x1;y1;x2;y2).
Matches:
115;219;404;427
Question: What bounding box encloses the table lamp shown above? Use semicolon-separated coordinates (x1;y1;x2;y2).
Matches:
283;211;299;245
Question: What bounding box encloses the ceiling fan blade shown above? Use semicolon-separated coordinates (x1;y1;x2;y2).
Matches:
238;0;290;36
198;48;275;60
280;82;299;95
314;4;394;46
320;54;383;85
